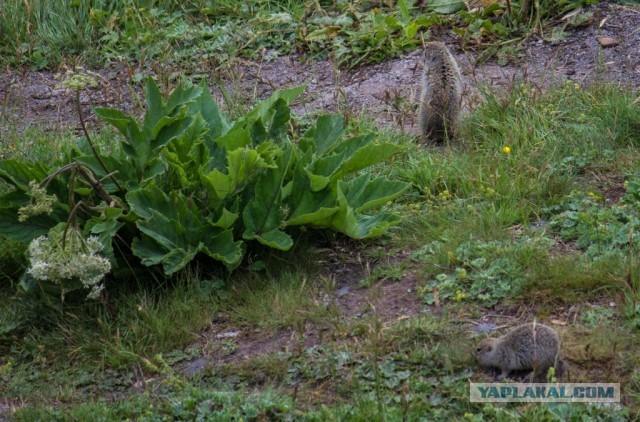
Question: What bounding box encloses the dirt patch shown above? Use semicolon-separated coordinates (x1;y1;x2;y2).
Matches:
178;248;422;376
1;2;638;134
0;66;137;131
0;401;14;422
594;174;628;205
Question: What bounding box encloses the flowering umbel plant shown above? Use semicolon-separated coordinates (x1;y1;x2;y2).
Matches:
27;224;111;300
18;180;57;222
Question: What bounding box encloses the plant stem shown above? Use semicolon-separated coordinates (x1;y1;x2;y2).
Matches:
76;90;125;194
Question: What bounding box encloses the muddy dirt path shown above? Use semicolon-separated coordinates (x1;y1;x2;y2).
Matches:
1;2;637;137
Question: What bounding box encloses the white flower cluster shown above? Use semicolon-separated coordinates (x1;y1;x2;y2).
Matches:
18;180;57;222
27;228;111;300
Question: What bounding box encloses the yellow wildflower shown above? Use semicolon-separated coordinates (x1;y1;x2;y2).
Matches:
502;146;511;155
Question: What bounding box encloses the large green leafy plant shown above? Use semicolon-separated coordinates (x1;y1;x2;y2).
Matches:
0;79;408;301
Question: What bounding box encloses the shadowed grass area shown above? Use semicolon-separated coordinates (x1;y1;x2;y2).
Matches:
2;82;640;419
384;82;640;306
225;270;339;332
8;315;634;421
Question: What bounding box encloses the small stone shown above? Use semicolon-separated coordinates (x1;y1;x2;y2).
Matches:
473;323;498;334
216;330;241;339
181;357;208;376
26;84;52;99
565;68;576;76
336;286;351;297
598;37;618;47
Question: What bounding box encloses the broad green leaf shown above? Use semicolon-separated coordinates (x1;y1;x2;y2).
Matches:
243;148;293;250
200;229;245;268
328;185;402;239
163;114;210;188
200;169;233;201
144;78;165;131
248;86;305;120
287;150;339;225
279;86;306;103
18;272;65;312
201;146;274;201
165;81;203;115
97;79;201;181
307;114;345;155
0;190;30;205
426;0;464;14
328;133;376;157
132;234;197;273
250;118;269;143
0;160;50;191
194;79;231;140
0;208;63;243
304;134;379;191
305;152;346;191
126;183;172;220
93;108;141;143
143;79;202;131
266;99;292;141
248;228;293;250
74;153;138;192
286;187;339;226
130;189;243;273
85;207;125;261
339;173;410;212
234;86;304;134
255;141;282;167
94;107;150;174
227;147;274;187
164;113;209;164
339;142;405;175
210;207;238;229
148;108;194;155
336;210;401;239
134;213;242;273
215;127;252;152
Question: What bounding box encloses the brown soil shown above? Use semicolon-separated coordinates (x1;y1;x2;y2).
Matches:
179;247;422;376
1;3;638;134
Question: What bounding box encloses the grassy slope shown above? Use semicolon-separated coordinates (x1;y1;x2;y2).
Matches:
2;0;639;420
1;81;639;420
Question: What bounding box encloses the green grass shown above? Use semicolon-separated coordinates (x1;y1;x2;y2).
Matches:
6;315;633;420
225;270;339;331
0;0;602;71
2;81;640;419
